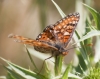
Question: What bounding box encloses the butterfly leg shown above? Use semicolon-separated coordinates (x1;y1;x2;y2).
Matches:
38;54;54;73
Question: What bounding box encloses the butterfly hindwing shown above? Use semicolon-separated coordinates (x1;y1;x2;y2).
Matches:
8;34;58;53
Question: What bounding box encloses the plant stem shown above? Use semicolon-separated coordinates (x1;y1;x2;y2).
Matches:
54;54;63;76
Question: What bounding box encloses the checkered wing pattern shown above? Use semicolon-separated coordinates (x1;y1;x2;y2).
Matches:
36;12;80;47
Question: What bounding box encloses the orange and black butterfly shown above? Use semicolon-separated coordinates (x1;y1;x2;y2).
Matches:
8;12;80;56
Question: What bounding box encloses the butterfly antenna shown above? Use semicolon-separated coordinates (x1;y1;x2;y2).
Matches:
64;46;81;52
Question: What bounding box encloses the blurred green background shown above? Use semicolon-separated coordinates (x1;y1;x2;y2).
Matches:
0;0;100;76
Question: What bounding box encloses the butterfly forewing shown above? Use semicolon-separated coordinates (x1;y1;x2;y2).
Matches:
53;13;79;47
36;12;80;48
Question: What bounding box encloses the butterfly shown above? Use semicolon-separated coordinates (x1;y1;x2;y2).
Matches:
8;12;80;56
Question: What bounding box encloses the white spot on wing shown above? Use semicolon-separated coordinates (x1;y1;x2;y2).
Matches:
38;35;41;38
58;25;61;29
77;14;80;17
68;19;70;21
63;25;66;28
50;30;52;32
64;32;70;35
54;30;59;33
76;18;79;21
47;38;50;40
72;21;76;24
69;21;72;24
72;18;74;20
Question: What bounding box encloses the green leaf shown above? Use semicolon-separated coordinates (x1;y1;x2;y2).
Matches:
61;63;82;79
83;3;100;30
51;0;66;18
0;57;47;79
68;73;82;79
6;72;16;79
5;66;26;79
24;45;39;72
41;61;54;79
61;63;71;79
75;31;89;72
73;30;100;45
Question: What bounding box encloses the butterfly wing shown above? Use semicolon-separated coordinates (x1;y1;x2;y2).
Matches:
36;24;56;46
8;34;58;54
36;12;80;48
53;13;80;47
